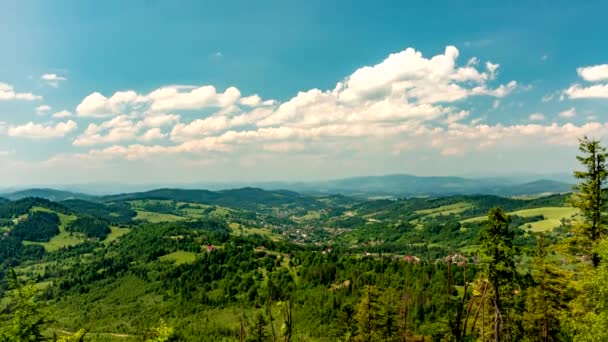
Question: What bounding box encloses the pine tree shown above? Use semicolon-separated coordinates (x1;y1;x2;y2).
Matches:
522;234;569;341
571;136;608;267
478;208;515;342
354;285;383;342
565;239;608;340
249;311;270;342
380;290;398;342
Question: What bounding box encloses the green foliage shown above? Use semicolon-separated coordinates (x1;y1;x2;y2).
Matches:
571;136;608;267
478;207;516;341
66;216;111;239
564;239;608;341
522;234;570;341
55;329;87;342
11;211;60;242
0;197;69;219
0;269;48;342
145;320;175;342
248;312;269;342
60;199;136;224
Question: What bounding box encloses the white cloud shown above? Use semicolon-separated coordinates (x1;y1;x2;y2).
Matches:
577;64;608;82
36;105;51;115
148;85;241;111
171;116;229;141
564;83;608;99
240;95;262;106
529;113;545;121
558;107;577;118
41;73;67;88
7;120;77;139
140;113;180;128
73;113;179;146
73;115;140;146
76;91;145;117
564;64;608;99
0;82;41;101
52;110;72;118
262;142;306;153
75;85;271;117
138;128;166;142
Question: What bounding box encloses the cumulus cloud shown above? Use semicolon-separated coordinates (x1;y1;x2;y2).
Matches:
52;110;72;118
138;128;166;142
0;82;41;101
36;105;51;115
76;91;146;117
73;113;179;146
41;73;67;88
564;63;608;99
529;113;545;121
558;107;577;118
8;120;77;139
75;85;254;117
62;45;603;164
564;83;608;99
577;64;608;82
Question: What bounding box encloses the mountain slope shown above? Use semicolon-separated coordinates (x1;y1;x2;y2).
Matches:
101;187;325;210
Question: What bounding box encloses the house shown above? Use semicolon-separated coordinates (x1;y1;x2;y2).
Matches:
404;255;420;264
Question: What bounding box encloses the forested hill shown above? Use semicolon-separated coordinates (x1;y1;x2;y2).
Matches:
1;174;572;201
0;183;584;341
0;188;94;202
100;187;344;210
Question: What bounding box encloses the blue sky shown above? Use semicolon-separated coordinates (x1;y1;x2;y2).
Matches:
1;0;608;185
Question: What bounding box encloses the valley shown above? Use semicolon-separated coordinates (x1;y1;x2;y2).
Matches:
0;187;577;341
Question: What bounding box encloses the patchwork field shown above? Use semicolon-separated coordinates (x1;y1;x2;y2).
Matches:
24;210;84;252
134;210;185;223
415;202;473;217
460;206;579;232
159;250;198;265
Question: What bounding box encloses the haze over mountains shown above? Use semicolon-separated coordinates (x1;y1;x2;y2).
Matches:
0;174;573;201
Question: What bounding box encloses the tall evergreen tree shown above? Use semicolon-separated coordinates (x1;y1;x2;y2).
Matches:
523;234;569;341
571;136;608;267
355;285;383;342
249;312;270;342
478;208;515;342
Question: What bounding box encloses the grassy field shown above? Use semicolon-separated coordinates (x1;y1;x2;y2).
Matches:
134;210;185;223
415;202;473;216
24;209;85;252
461;206;579;232
158;250;198;265
292;210;322;222
104;226;130;245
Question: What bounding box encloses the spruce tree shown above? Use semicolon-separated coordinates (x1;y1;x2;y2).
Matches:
571;136;608;267
249;312;270;342
478;208;515;342
522;234;569;341
355;285;383;342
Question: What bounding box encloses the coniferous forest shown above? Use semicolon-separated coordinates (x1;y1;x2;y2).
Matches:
0;136;606;341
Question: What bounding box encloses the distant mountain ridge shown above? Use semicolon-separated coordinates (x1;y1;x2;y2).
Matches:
255;175;573;197
0;174;573;201
0;188;94;202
